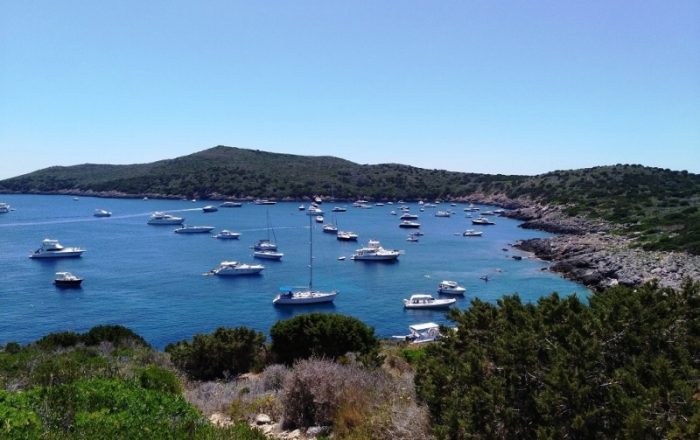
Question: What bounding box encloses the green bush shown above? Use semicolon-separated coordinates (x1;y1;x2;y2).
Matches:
35;331;81;350
270;313;380;366
82;325;150;348
165;327;266;380
139;366;182;394
4;342;21;354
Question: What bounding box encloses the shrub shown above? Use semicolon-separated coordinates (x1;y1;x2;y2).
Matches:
4;342;21;354
82;325;150;348
270;313;380;365
139;366;182;394
35;331;81;350
165;327;266;380
261;364;288;392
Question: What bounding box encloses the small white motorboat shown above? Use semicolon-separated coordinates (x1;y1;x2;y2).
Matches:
54;272;83;287
435;210;451;218
209;261;264;276
214;230;241;240
332;206;347;212
298;204;306;211
400;213;418;220
399;221;421;228
438;280;466;295
463;229;483;237
93;209;112;217
472;217;495;225
407;234;419;242
254;239;278;251
220;201;242;208
336;231;359;241
315;215;324;223
254;250;284;260
403;294;456;309
322;224;338;233
174;225;214;234
0;202;11;213
392;322;441;344
30;239;85;259
202;205;218;213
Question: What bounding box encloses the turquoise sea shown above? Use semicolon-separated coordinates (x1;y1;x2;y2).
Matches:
0;195;588;348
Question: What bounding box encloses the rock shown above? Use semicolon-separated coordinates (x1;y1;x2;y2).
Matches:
306;426;331;437
255;413;272;425
209;412;233;427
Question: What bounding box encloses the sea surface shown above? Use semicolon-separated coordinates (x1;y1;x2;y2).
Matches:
0;195;588;348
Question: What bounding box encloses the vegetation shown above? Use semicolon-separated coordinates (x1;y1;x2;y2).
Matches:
415;281;700;439
270;313;380;365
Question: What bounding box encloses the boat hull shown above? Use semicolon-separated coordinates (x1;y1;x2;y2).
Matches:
438;288;466;295
55;280;82;287
30;250;84;259
214;268;263;276
352;254;399;261
404;301;455;309
273;292;337;305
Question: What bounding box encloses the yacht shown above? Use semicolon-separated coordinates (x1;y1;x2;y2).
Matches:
30;239;85;259
147;212;184;225
438;280;466;295
202;205;218;213
273;215;337;305
463;229;483;237
214;230;241;240
400;213;418;220
472;217;495;225
336;231;359;241
209;261;265;276
54;272;83;287
315;215;324;223
375;202;385;207
392;322;441;344
174;225;214;234
93;209;111;217
464;204;480;212
481;210;496;216
399;220;421;228
220;201;242;208
254;250;284;260
323;224;338;233
403;294;456;309
307;207;324;216
0;203;12;213
351;239;400;261
435;210;451;218
332;206;347;212
254;239;278;251
254;199;277;205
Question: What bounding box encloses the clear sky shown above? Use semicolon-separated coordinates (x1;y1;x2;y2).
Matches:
1;1;699;179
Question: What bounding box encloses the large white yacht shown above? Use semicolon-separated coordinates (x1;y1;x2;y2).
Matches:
351;239;400;261
331;206;347;212
399;220;421;228
435;210;451;218
392;322;442;344
209;261;264;276
400;213;418;220
437;280;466;295
253;239;277;251
0;203;12;213
403;294;456;310
174;225;214;234
147;212;184;225
30;239;85;259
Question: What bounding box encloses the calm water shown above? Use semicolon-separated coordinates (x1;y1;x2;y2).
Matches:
0;195;588;348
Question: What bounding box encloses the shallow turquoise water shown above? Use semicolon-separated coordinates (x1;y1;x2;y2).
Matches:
0;195;588;348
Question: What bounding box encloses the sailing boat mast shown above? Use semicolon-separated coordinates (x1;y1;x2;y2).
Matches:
308;214;313;290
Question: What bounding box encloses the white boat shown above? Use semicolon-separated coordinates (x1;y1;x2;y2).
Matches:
352;239;400;261
254;239;277;251
0;203;12;213
392;322;441;344
93;209;112;217
407;234;419;242
400;213;418;220
147;212;184;225
472;217;495;225
54;271;83;287
464;204;480;212
322;224;338;233
220;201;242;208
463;229;483;237
403;294;456;310
481;210;496;216
174;225;214;234
210;261;264;276
254;250;284;260
336;231;359;241
435;210;451;218
273;215;337;305
375;203;385;207
254;199;277;205
214;229;241;239
438;280;466;295
202;205;218;213
332;206;347;212
399;221;421;228
298;204;306;211
307;207;324;216
315;215;324;223
30;239;85;259
314;196;323;204
390;211;397;216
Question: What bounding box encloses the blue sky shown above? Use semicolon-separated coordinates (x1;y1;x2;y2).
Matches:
1;0;698;179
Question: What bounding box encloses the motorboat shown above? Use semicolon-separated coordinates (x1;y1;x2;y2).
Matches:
209;261;264;276
481;210;496;216
314;196;323;204
254;199;277;205
406;234;419;242
403;294;456;309
392;322;441;344
390;211;397;216
54;272;83;287
413;231;425;236
438;280;466;295
0;203;11;213
463;229;483;237
472;217;495;225
323;224;338;233
273;214;336;305
254;250;284;260
399;221;421;228
30;239;85;259
147;212;185;225
307;207;324;216
214;230;241;240
336;231;359;241
220;201;242;208
400;213;418;220
254;239;278;251
375;203;385;207
332;207;347;212
174;225;214;234
93;209;112;217
435;210;451;218
298;205;306;211
464;204;480;212
315;215;324;223
202;205;218;213
351;239;400;261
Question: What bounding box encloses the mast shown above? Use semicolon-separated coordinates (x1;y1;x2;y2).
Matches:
309;214;313;290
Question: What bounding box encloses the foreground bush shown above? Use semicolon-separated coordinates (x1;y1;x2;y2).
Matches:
166;327;266;380
270;313;380;365
416;281;700;439
34;325;149;350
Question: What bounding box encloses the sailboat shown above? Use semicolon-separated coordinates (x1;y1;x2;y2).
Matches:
273;216;337;305
254;209;279;251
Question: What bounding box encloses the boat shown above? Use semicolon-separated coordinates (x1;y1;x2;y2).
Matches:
209;261;264;276
463;229;483;237
298;205;306;211
437;280;466;295
400;213;418;220
512;255;523;261
214;230;241;240
435;210;451;218
472;217;495;225
480;275;490;282
375;203;384;207
93;209;111;217
392;322;442;344
30;239;85;259
202;205;218;213
54;272;83;287
337;256;346;261
413;231;425;236
254;239;278;251
220;201;242;208
315;215;324;223
254;199;277;205
399;221;421;228
273;215;337;305
314;196;323;204
481;210;496;216
0;203;12;213
323;224;338;233
403;294;456;309
254;250;284;260
307;207;324;216
174;225;214;234
336;231;359;241
464;204;480;212
407;234;419;242
332;206;347;212
147;212;185;225
73;197;79;201
351;239;400;261
390;211;397;216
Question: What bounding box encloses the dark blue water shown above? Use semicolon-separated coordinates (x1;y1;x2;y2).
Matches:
0;195;588;348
